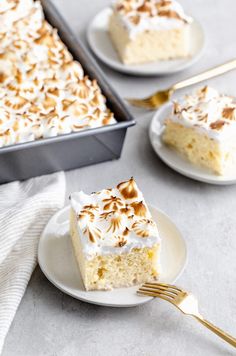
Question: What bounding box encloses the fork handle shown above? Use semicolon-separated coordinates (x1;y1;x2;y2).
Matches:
172;59;236;91
194;315;236;348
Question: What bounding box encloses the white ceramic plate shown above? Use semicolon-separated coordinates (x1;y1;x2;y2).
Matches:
87;8;205;76
38;205;187;307
150;103;236;185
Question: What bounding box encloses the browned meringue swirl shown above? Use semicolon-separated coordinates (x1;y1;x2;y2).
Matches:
131;201;147;217
117;177;139;200
83;226;102;243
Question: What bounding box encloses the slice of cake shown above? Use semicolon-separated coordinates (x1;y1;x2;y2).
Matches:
162;86;236;175
70;178;161;291
109;0;192;65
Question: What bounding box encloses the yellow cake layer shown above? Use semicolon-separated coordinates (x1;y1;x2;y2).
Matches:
163;121;236;175
109;12;190;64
70;209;160;291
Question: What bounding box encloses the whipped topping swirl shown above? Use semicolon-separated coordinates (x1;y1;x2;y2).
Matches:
166;86;236;143
113;0;192;38
0;0;116;148
70;178;161;259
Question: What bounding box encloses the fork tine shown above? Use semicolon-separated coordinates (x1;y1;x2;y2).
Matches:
126;98;150;104
139;287;176;299
137;290;174;303
125;98;155;109
142;284;179;295
143;282;183;293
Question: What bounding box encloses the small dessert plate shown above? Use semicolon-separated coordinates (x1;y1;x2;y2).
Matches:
150;103;236;185
87;8;205;76
38;205;187;307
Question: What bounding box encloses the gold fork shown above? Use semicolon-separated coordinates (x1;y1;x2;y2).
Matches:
126;59;236;110
137;282;236;348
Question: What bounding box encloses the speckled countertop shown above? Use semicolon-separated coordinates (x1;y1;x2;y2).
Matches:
2;0;236;355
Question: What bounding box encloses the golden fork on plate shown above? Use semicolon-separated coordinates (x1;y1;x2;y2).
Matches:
126;59;236;110
137;282;236;348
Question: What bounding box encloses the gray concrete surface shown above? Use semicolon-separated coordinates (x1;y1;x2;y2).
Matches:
2;0;236;355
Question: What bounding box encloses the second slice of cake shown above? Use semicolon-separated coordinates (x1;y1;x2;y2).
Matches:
70;178;161;290
162;86;236;175
109;0;192;64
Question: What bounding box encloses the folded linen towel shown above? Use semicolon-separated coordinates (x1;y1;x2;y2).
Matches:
0;172;66;354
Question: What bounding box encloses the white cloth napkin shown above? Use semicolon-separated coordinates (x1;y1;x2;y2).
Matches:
0;172;66;354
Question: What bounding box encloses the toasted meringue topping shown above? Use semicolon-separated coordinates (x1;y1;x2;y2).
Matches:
103;196;124;211
70;178;160;259
115;236;127;247
132;219;156;237
222;107;236;120
117;177;139;200
78;210;95;223
131;201;147;217
166;86;236;143
120;205;133;216
83;226;102;243
0;0;116;148
113;0;192;39
83;204;99;212
210;120;228;131
123;227;130;236
106;212;123;233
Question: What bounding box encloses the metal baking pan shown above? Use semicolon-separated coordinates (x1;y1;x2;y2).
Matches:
0;0;135;184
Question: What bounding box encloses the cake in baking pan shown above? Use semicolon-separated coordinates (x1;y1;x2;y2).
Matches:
0;0;116;148
70;178;161;291
109;0;192;64
162;86;236;175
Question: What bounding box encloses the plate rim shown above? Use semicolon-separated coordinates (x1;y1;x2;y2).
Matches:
87;7;206;76
149;102;236;185
38;204;187;307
